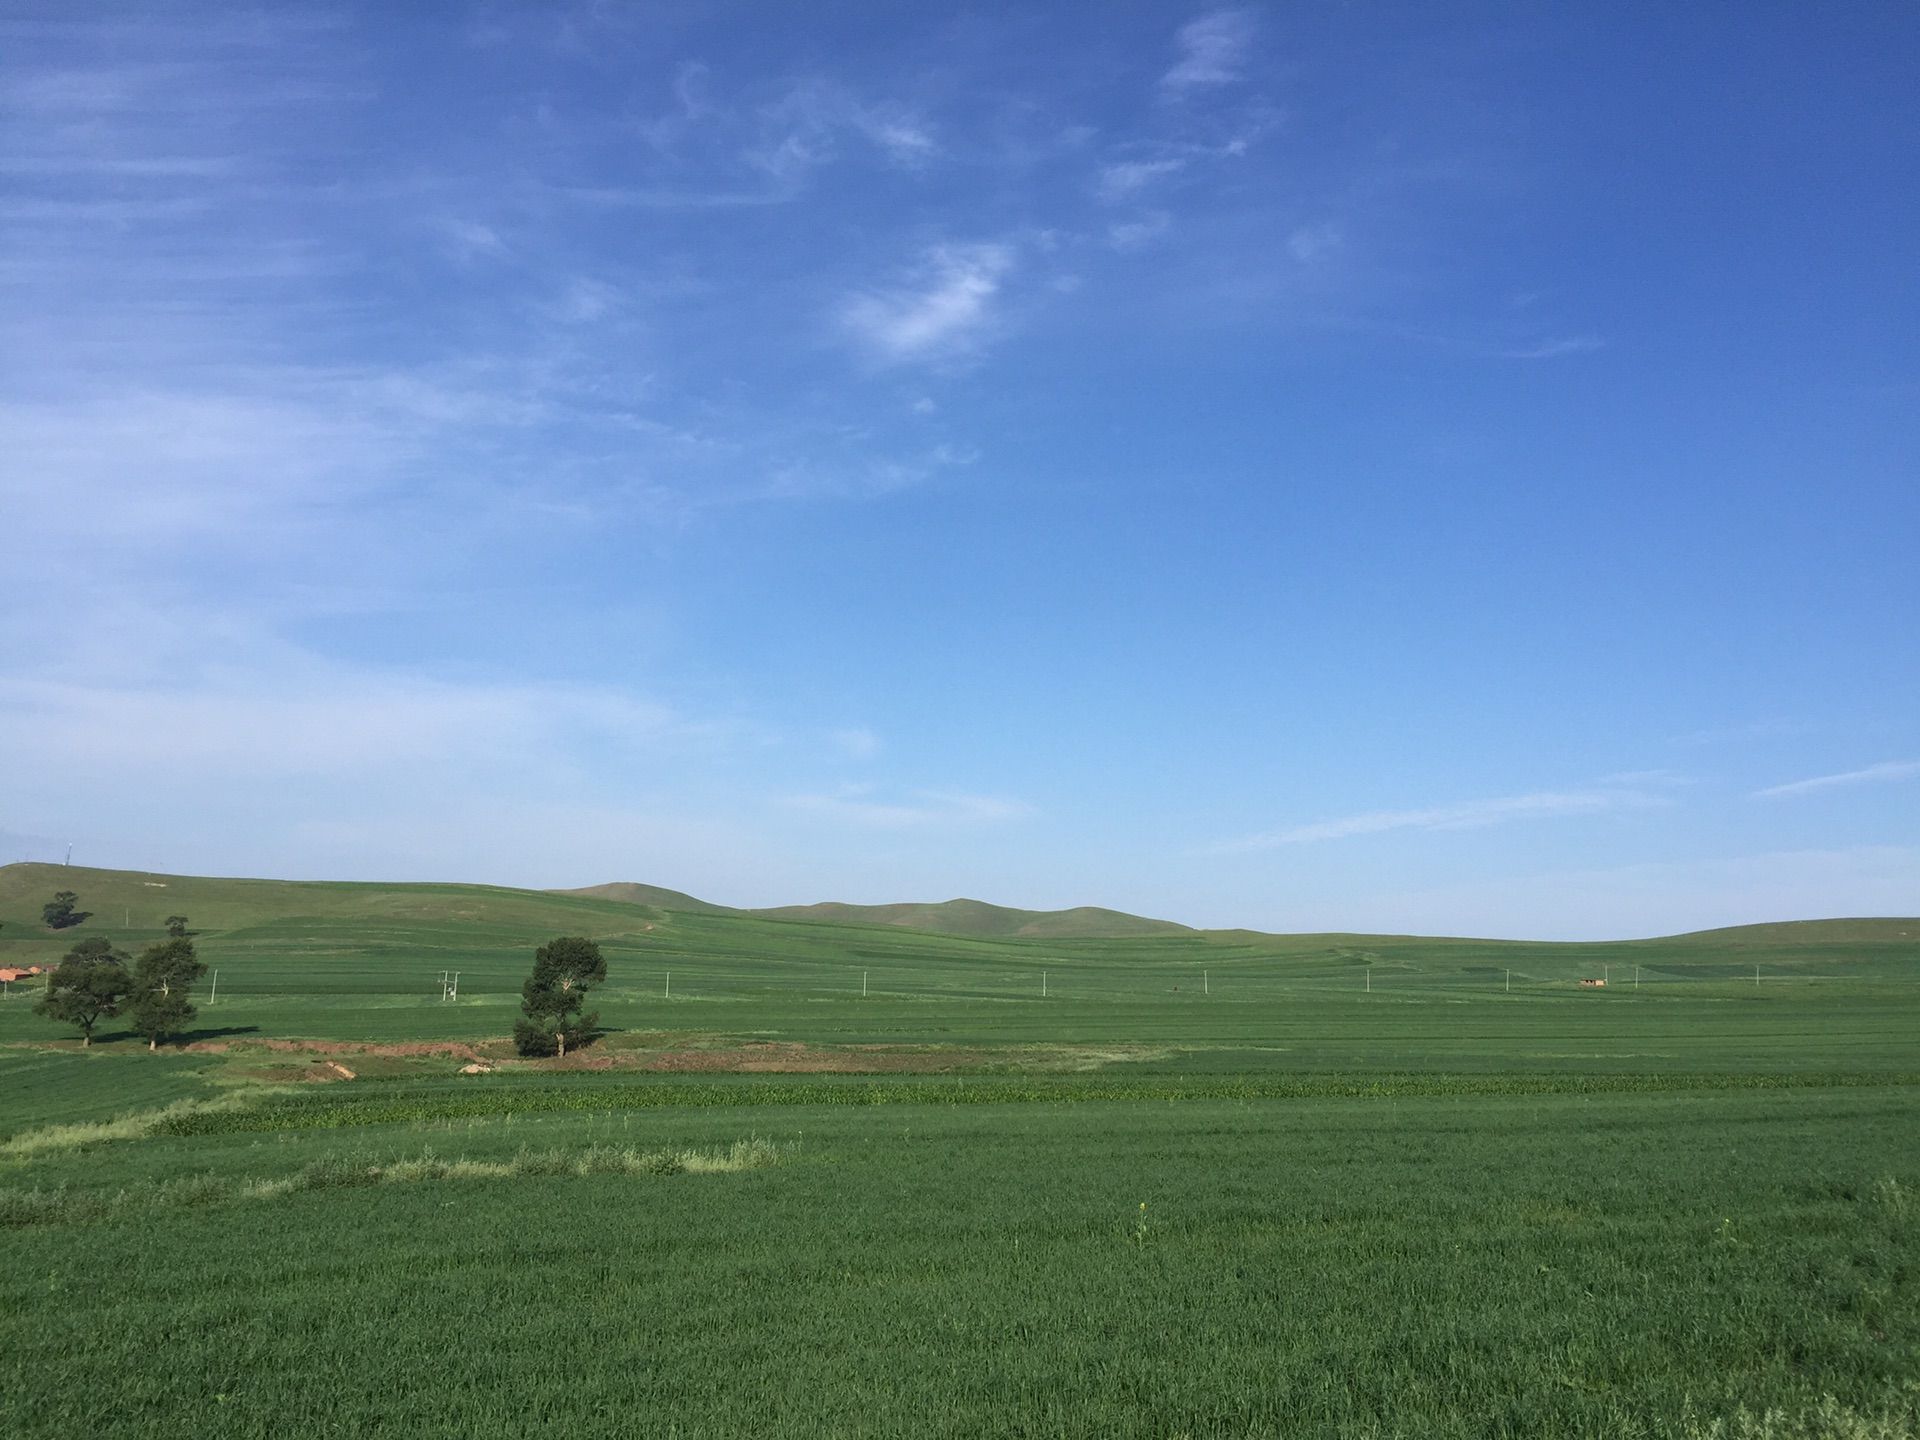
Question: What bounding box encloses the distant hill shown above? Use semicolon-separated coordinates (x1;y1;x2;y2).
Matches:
1659;918;1920;946
562;884;1193;938
2;861;1911;949
0;864;1189;945
553;882;734;915
752;898;1192;939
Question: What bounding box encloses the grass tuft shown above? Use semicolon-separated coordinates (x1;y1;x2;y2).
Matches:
1681;1385;1920;1439
0;1091;286;1161
1869;1175;1911;1224
0;1137;789;1227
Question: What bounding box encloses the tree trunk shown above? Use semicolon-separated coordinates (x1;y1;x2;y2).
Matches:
82;1032;91;1048
557;1031;567;1059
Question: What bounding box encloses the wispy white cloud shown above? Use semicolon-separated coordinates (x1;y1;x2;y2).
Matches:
1497;335;1605;360
785;787;1033;829
1356;323;1607;363
830;727;881;760
752;442;977;503
1287;223;1342;263
745;79;938;178
1108;212;1172;251
842;242;1016;363
1162;10;1257;92
1212;784;1669;852
1753;760;1920;800
441;219;509;262
0;673;706;782
1097;157;1186;202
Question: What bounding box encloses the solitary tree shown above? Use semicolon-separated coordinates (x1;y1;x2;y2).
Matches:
42;891;90;930
129;938;206;1050
164;915;191;939
514;936;607;1058
35;937;131;1046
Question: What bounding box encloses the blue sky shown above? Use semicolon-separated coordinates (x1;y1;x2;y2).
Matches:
2;2;1915;938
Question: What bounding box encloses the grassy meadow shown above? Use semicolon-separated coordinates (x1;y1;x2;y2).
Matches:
2;862;1917;1437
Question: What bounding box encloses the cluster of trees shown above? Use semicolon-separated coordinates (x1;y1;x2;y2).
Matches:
21;889;607;1059
514;936;606;1057
37;935;206;1049
26;892;206;1050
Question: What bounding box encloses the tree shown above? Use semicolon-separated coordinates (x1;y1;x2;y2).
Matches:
514;936;607;1058
129;938;206;1051
35;937;131;1046
164;915;191;938
42;890;90;930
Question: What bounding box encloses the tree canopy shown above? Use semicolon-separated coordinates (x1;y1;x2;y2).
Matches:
35;937;131;1045
42;890;90;930
129;938;207;1050
514;935;607;1058
164;915;191;938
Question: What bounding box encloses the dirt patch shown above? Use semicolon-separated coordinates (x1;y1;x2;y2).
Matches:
187;1037;498;1063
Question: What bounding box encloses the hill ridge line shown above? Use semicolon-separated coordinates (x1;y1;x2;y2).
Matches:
2;861;1915;946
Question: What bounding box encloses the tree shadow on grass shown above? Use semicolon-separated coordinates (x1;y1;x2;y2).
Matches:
87;1024;260;1048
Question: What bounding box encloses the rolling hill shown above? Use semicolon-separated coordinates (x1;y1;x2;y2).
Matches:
1;861;1914;952
555;882;1191;937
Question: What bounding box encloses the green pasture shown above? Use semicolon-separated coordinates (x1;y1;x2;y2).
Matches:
4;864;1918;1072
2;864;1916;1436
3;1078;1917;1438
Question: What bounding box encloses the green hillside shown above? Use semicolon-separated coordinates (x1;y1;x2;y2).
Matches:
552;881;733;915
0;862;650;940
752;896;1191;938
561;880;1192;937
3;860;1916;1070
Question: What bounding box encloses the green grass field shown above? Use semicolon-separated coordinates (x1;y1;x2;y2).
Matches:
2;863;1917;1436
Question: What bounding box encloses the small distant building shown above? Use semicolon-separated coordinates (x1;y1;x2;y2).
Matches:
1578;977;1607;988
